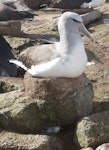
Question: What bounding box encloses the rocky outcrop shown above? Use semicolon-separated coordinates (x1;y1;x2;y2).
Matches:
0;74;93;133
0;131;63;150
75;110;109;149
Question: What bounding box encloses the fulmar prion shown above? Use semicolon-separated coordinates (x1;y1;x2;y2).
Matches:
10;12;94;78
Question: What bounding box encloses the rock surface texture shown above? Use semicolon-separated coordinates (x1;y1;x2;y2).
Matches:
0;131;63;150
75;110;109;149
0;74;93;133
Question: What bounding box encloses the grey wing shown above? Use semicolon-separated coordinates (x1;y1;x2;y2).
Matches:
19;43;58;68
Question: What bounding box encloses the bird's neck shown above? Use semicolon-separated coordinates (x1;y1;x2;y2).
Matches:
59;31;84;54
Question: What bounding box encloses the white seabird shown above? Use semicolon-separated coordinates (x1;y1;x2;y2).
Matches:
9;12;94;78
81;0;106;8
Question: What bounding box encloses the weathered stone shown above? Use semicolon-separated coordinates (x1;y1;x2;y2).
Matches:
75;110;109;148
24;73;92;102
0;74;93;133
0;131;63;150
81;10;101;25
0;21;21;36
96;143;109;150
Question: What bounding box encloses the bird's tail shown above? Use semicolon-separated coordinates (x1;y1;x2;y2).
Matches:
9;59;28;71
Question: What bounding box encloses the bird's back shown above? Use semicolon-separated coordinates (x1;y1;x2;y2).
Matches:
19;43;59;68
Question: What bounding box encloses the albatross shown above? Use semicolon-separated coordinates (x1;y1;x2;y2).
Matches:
9;12;94;78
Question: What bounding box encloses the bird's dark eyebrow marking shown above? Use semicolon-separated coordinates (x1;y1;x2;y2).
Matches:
73;18;82;23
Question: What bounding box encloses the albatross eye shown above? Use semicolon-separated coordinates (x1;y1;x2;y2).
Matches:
72;18;82;23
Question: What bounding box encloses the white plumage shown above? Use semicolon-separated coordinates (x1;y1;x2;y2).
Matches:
81;0;106;8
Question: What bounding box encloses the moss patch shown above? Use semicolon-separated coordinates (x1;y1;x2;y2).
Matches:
0;81;17;93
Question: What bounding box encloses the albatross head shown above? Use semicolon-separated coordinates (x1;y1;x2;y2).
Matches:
58;12;94;42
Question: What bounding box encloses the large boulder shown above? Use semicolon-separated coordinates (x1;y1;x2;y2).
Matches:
0;131;63;150
0;74;93;133
75;110;109;149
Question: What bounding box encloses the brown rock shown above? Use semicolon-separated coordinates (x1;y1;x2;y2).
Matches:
0;21;21;36
24;73;90;101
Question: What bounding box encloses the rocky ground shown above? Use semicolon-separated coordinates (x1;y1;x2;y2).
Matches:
5;2;109;115
0;1;109;150
85;3;109;113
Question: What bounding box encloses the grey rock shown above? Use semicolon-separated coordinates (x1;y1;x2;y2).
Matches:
75;110;109;148
82;10;101;25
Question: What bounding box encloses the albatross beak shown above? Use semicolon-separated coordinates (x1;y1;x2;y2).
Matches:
79;23;94;42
